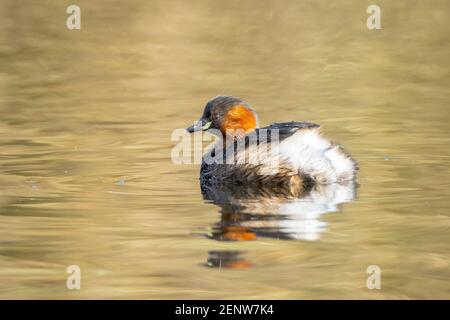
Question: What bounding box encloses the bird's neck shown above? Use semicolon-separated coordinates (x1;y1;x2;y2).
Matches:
220;105;258;140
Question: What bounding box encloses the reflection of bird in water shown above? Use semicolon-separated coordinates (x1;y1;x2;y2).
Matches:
186;96;357;197
206;251;252;269
203;181;357;241
186;96;357;242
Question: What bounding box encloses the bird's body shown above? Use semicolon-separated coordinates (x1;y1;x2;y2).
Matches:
187;96;357;197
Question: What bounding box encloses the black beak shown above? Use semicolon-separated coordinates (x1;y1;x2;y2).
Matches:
186;123;199;133
186;119;211;133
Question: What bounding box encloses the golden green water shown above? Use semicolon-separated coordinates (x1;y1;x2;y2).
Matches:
0;0;449;299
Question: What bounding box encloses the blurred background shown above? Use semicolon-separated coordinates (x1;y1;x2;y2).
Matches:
0;0;449;299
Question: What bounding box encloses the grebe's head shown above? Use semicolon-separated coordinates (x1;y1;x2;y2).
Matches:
186;96;259;138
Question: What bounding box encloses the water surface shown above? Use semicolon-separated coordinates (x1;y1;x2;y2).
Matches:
0;0;449;299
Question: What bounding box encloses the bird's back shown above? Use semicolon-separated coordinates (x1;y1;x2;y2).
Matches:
200;121;357;195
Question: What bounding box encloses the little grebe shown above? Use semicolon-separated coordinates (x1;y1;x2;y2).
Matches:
186;96;357;197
